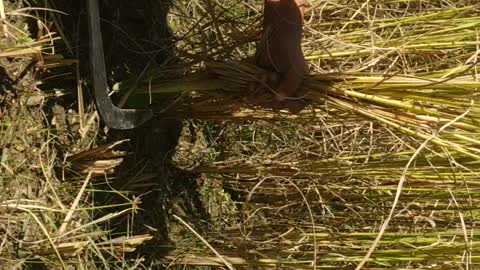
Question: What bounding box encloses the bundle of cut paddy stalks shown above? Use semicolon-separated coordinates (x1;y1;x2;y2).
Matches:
143;54;480;160
205;59;480;160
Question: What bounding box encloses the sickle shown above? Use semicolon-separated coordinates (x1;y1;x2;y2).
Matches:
86;0;154;129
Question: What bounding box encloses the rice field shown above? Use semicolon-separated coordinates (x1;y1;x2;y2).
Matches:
1;0;480;269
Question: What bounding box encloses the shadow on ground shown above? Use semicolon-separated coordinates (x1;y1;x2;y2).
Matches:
50;0;211;264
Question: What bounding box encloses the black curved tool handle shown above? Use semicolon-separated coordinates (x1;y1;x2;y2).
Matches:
86;0;153;130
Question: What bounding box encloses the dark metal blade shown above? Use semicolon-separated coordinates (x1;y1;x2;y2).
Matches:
86;0;153;130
